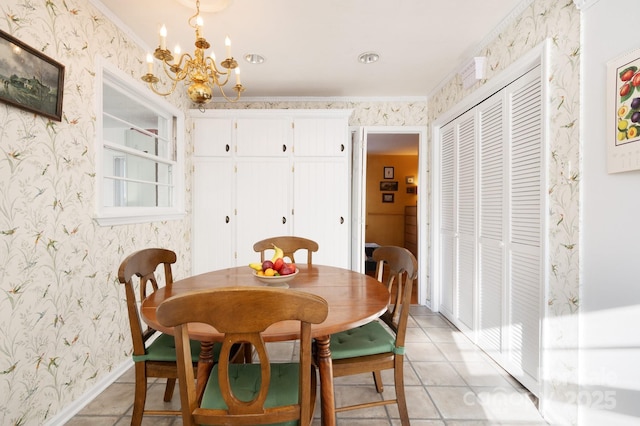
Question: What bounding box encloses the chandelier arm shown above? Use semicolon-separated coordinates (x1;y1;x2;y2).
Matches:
146;78;180;98
174;52;193;72
203;56;224;75
215;83;243;102
160;60;186;82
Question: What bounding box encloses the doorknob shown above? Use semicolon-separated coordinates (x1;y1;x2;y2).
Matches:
225;144;230;152
225;216;230;223
282;217;287;224
340;216;344;224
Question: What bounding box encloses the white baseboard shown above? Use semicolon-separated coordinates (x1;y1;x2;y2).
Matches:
44;358;133;426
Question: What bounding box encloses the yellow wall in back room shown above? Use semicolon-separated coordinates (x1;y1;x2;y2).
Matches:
365;155;418;246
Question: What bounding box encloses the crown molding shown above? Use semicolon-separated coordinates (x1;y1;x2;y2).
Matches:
88;0;152;53
208;96;428;103
573;0;601;10
429;0;535;97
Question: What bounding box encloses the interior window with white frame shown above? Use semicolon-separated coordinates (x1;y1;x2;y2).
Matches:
96;60;184;225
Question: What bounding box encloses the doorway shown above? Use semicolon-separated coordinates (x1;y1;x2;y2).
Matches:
351;126;427;305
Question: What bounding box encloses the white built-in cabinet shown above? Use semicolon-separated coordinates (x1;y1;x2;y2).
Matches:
436;64;545;395
192;109;352;274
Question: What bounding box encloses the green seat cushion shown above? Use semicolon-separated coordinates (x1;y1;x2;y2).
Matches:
330;321;396;360
133;333;212;363
202;363;300;426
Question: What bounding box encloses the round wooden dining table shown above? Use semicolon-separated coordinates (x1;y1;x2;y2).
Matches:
140;264;389;426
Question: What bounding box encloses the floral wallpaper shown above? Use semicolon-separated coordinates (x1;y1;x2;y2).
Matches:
0;1;192;424
428;0;580;424
0;1;427;424
0;0;580;425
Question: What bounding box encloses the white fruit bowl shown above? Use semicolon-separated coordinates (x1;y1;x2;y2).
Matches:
252;268;299;287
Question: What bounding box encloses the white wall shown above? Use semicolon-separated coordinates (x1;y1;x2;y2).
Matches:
581;0;640;424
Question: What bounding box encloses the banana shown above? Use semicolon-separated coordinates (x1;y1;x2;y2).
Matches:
249;262;263;271
271;244;284;262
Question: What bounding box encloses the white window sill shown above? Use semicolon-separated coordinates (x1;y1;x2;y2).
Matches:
94;211;185;226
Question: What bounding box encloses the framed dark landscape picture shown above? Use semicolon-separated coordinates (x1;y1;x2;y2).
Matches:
0;30;64;121
380;181;398;191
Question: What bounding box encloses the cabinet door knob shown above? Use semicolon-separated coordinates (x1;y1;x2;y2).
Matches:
282;217;287;224
340;216;344;224
282;144;287;152
225;216;230;223
225;144;230;152
340;144;345;152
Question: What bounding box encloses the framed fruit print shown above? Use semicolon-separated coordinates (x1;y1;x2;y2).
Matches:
607;47;640;173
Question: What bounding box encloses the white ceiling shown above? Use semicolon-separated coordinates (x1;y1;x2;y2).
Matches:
95;0;525;99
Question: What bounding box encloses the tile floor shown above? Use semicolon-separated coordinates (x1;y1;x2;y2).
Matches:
66;306;548;425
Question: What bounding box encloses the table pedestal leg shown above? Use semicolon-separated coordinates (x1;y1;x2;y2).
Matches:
315;335;335;426
196;341;215;403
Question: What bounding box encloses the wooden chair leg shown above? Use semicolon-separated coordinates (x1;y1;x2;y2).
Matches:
163;378;176;402
394;359;409;426
132;363;147;426
373;371;384;393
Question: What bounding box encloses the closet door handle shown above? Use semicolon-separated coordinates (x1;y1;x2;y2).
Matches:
340;216;344;224
282;217;287;224
225;215;230;223
340;144;345;152
225;144;230;152
282;144;287;152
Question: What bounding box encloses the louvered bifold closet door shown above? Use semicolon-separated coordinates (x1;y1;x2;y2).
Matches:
439;124;456;316
456;112;476;330
506;65;543;388
477;92;505;355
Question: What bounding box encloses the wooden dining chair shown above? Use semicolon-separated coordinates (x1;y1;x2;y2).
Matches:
118;248;210;426
327;245;417;426
156;287;329;426
253;236;319;265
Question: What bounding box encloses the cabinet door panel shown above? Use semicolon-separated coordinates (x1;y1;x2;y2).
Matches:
235;118;291;157
193;118;233;157
294;117;348;157
193;159;234;273
293;160;349;268
235;160;291;266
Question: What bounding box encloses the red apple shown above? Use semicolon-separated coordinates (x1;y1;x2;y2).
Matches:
273;257;285;272
280;265;295;276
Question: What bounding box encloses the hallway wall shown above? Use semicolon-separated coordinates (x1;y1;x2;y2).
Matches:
365;154;418;247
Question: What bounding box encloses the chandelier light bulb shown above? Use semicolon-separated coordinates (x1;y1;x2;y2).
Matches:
146;53;153;73
235;68;241;85
159;25;167;50
225;36;231;58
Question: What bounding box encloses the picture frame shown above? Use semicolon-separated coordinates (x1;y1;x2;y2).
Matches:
382;193;394;203
383;166;394;179
379;181;398;191
406;186;417;194
0;30;65;121
607;46;640;173
405;176;415;184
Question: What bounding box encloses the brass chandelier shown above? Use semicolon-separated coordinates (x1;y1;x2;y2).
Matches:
141;0;245;105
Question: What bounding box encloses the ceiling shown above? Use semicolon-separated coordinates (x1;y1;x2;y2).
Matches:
96;0;525;99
